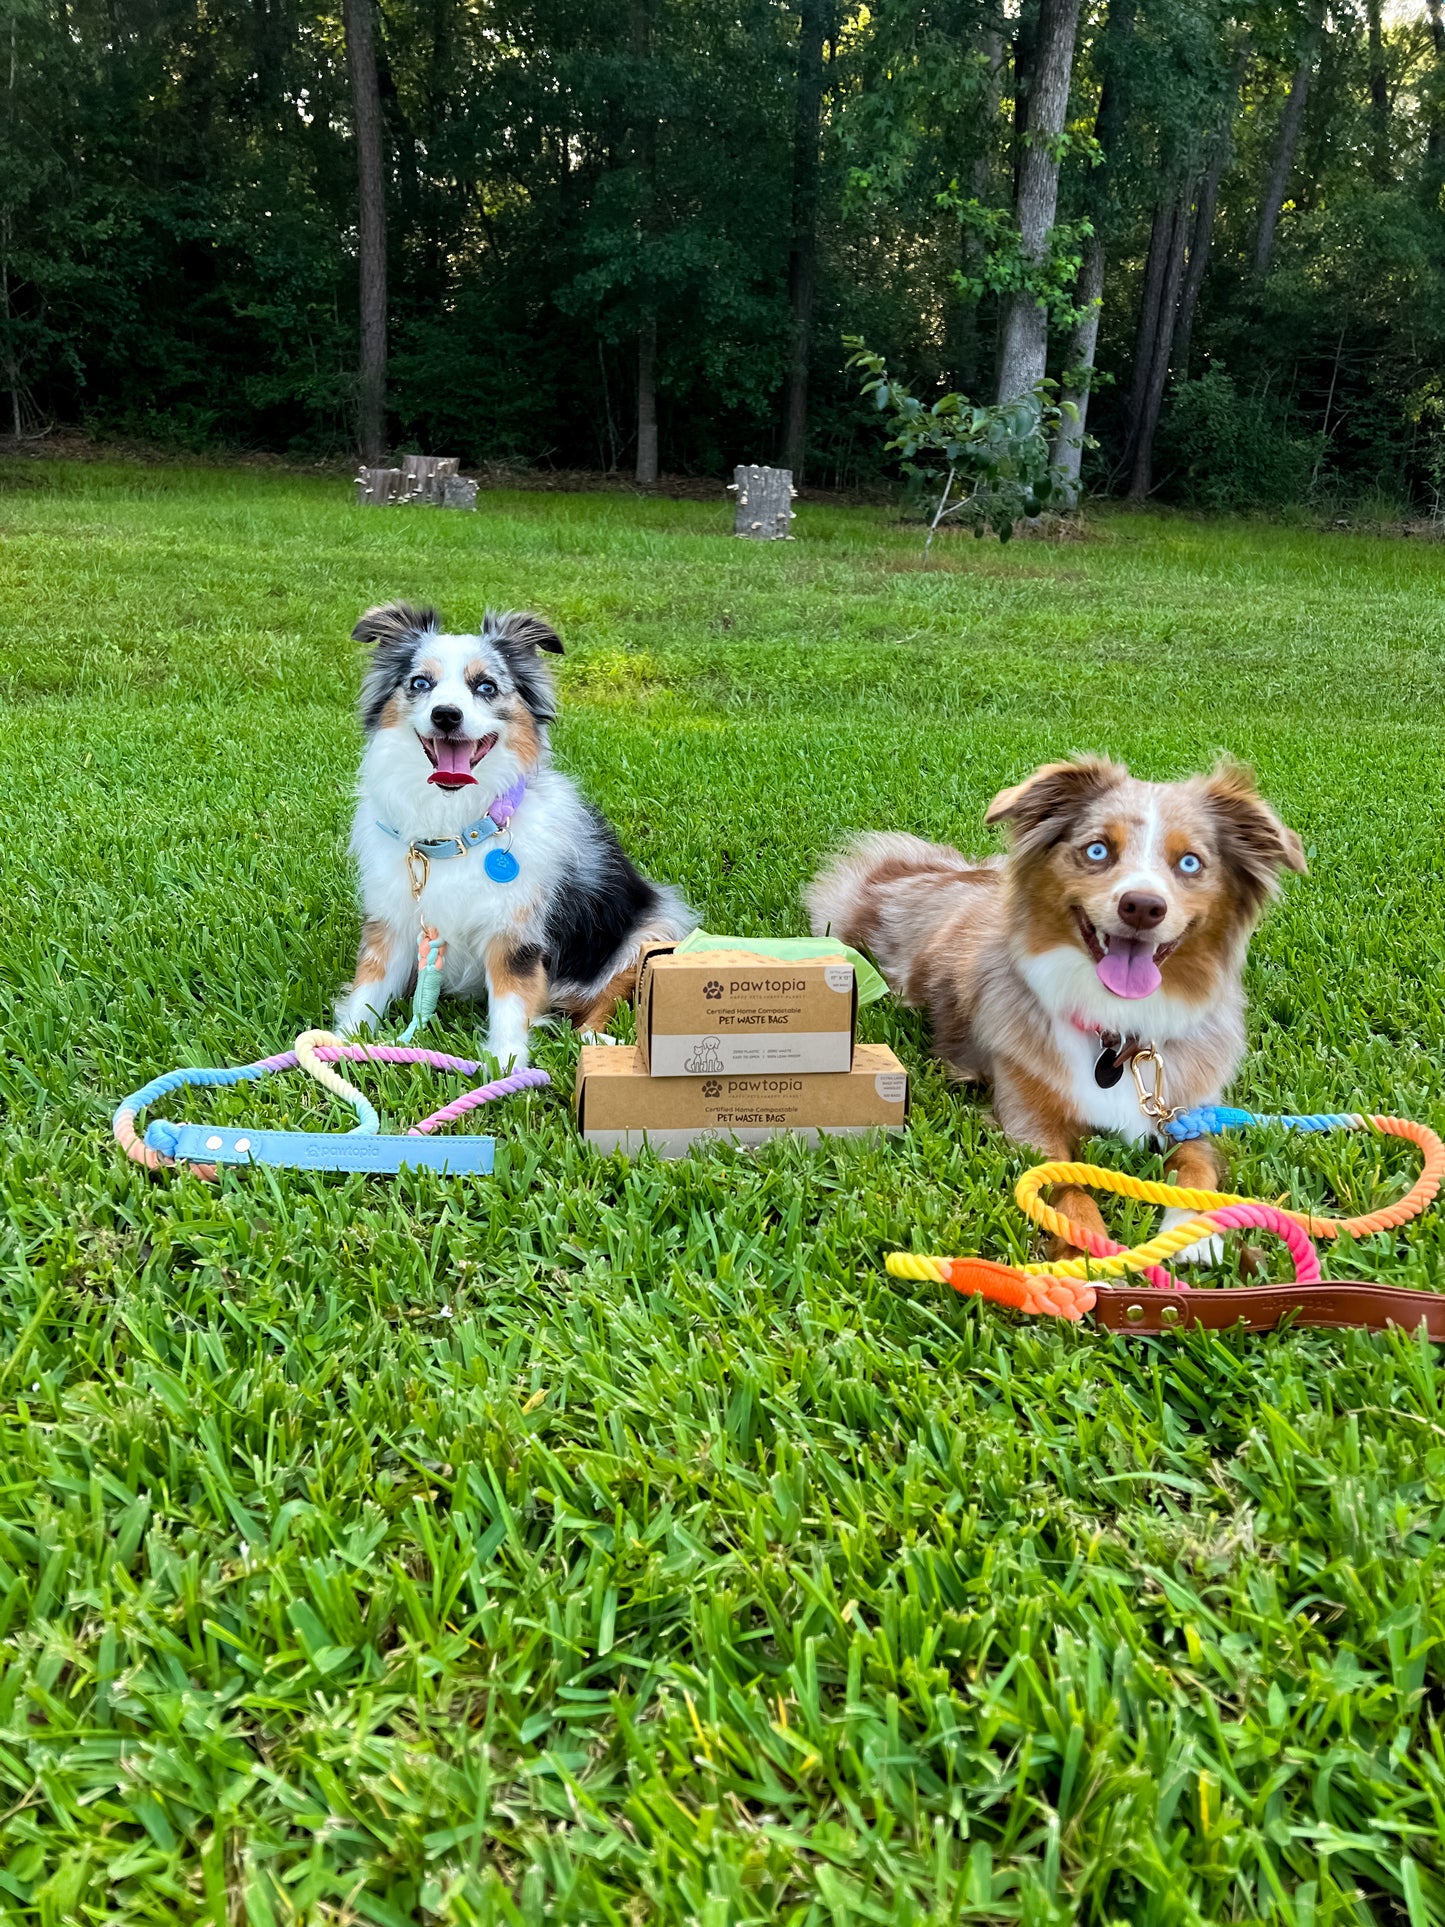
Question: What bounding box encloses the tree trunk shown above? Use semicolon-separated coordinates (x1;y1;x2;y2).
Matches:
636;316;659;487
951;27;1003;395
630;0;658;485
355;465;402;505
1119;198;1174;478
343;0;387;465
1128;180;1191;501
782;0;829;479
1367;0;1389;182
1429;0;1444;172
252;0;285;121
401;453;459;503
731;465;794;538
995;0;1083;403
1171;57;1244;382
1253;20;1320;275
1051;232;1104;498
1172;137;1228;382
1048;0;1135;493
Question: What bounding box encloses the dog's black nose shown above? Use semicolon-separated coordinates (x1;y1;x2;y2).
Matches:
1117;890;1168;930
430;703;463;734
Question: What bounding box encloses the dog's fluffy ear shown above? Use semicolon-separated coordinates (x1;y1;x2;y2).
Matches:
353;602;440;647
489;611;564;657
356;603;438;729
985;757;1127;856
1201;760;1307;901
484;610;563;722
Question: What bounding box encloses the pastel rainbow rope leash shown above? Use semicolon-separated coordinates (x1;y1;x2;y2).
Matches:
114;1031;548;1179
887;1106;1444;1323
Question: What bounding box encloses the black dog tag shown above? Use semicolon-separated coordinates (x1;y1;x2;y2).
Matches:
1094;1045;1126;1089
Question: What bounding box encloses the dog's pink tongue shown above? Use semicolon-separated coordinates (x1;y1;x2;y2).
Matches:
1097;938;1162;1000
428;738;478;787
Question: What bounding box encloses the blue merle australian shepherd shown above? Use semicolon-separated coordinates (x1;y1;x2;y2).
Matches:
336;602;690;1066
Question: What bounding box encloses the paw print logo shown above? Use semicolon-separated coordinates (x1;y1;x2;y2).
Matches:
703;979;723;1000
702;1080;723;1098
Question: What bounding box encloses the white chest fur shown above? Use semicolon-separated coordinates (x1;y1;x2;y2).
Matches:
1021;944;1224;1141
1049;1020;1157;1142
353;781;579;966
347;733;593;995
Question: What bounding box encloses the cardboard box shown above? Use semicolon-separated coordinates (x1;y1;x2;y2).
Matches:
636;944;856;1076
576;1042;908;1158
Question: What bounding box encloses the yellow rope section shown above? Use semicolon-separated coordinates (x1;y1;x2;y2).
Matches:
885;1222;1218;1286
293;1029;382;1133
884;1254;952;1283
1015;1160;1228;1277
1024;1219;1220;1279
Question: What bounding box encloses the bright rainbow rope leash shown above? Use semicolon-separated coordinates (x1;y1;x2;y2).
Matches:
114;1031;548;1180
886;1107;1445;1323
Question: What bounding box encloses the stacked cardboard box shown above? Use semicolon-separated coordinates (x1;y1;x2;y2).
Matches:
576;942;908;1158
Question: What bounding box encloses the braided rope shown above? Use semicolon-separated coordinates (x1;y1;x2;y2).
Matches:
397;928;447;1045
885;1254;1097;1321
113;1059;278;1180
410;1067;550;1135
1016;1115;1444;1270
293;1030;381;1134
115;1037;549;1179
886;1112;1443;1320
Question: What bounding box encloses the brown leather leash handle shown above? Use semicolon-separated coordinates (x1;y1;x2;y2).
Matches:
1092;1281;1445;1338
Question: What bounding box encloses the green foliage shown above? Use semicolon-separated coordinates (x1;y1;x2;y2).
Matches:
846;339;1067;541
5;0;1445;500
1160;370;1323;510
3;464;1445;1918
938;193;1096;329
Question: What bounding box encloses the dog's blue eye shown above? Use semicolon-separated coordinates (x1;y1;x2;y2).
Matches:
408;674;433;693
1084;841;1109;863
473;679;498;700
1179;852;1202;875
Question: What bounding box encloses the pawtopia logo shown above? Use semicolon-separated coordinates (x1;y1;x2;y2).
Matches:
702;1079;723;1098
703;980;723;1000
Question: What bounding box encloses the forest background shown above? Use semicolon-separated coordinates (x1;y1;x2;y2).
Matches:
4;0;1443;513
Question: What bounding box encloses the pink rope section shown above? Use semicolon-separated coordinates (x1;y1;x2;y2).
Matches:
409;1067;550;1135
303;1043;550;1134
1061;1199;1324;1289
1049;1200;1325;1289
1206;1202;1323;1282
260;1044;487;1076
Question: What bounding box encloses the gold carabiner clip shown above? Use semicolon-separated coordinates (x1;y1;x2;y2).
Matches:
1129;1045;1178;1127
405;845;431;900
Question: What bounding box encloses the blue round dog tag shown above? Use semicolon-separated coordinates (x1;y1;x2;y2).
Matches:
484;847;520;884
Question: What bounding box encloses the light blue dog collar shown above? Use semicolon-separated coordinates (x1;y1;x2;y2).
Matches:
377;774;527;863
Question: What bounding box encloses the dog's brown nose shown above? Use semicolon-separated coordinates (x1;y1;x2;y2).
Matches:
1117;890;1168;930
430;703;464;733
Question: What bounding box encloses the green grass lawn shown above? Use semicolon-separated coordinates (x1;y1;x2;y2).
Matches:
3;461;1445;1926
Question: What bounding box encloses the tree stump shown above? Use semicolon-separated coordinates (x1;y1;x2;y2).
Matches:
355;466;403;505
401;454;460;504
729;465;795;539
441;475;479;510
